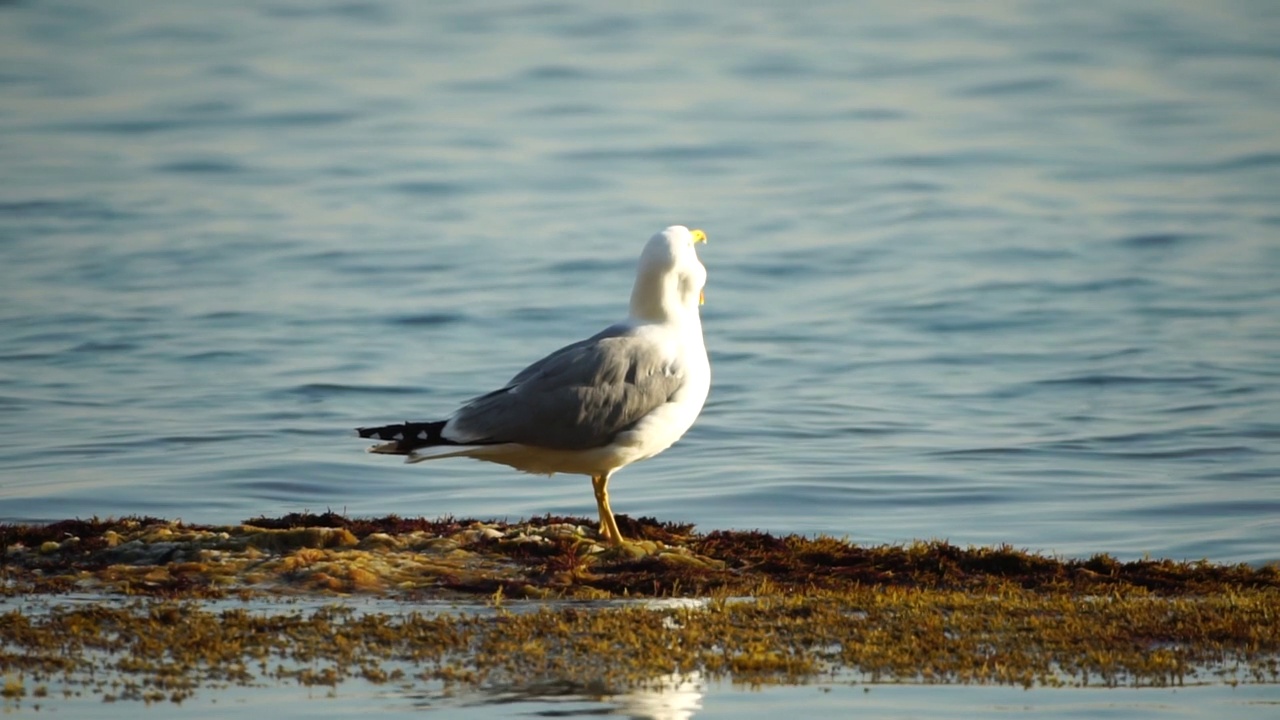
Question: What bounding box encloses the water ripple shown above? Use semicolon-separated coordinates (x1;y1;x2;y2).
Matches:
1;0;1277;569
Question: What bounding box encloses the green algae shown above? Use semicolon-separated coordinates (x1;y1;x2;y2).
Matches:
2;514;1278;705
2;587;1277;706
5;513;1276;599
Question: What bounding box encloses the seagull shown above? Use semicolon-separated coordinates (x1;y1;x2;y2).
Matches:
356;226;710;545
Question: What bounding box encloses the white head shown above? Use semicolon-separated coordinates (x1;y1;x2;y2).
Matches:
629;225;707;323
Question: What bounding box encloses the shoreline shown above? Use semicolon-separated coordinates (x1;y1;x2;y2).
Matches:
2;513;1278;706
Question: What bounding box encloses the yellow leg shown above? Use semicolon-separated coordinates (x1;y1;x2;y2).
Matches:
592;475;612;540
591;474;625;546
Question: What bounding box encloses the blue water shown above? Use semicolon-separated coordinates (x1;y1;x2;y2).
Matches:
2;0;1279;567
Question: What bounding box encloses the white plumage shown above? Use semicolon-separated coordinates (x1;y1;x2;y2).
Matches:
357;226;710;544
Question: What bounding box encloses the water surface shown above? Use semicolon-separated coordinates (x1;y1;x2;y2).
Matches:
2;1;1279;568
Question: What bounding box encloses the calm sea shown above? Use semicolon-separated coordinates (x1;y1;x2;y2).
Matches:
2;0;1278;568
4;1;1280;716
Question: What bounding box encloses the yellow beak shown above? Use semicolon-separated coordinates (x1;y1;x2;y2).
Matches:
691;229;707;304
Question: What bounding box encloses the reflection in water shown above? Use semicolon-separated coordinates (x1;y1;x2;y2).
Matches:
413;672;704;719
614;672;703;720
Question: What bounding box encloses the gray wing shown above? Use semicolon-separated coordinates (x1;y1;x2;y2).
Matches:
447;325;685;450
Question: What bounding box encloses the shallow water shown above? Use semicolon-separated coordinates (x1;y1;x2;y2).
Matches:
5;595;1278;717
11;672;1280;719
3;1;1279;567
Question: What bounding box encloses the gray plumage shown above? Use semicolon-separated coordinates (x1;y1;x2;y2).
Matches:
356;224;710;546
448;324;686;450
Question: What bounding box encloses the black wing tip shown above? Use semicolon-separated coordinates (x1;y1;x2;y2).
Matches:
355;420;453;450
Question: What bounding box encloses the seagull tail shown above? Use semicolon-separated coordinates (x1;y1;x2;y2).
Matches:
355;420;453;456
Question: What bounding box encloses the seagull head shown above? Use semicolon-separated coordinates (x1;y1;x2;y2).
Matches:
630;226;708;323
